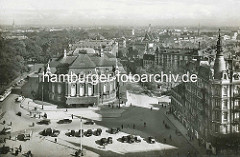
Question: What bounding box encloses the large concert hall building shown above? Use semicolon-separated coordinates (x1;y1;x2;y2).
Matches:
38;47;123;107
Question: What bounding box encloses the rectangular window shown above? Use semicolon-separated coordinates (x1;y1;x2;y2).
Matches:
223;100;228;109
223;112;228;121
223;86;228;96
215;124;218;133
215;111;220;120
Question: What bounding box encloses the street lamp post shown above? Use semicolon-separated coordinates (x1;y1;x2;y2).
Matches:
80;116;83;156
75;116;84;156
41;83;44;110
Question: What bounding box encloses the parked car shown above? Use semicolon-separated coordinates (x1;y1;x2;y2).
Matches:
70;130;76;137
85;129;93;137
57;119;72;124
52;130;60;137
41;128;53;136
0;127;11;135
107;137;113;144
41;128;60;137
134;136;141;143
121;136;128;143
17;133;31;141
109;128;120;134
84;120;95;125
75;129;84;137
0;146;10;154
37;119;51;125
95;128;102;136
127;135;135;143
148;136;156;144
16;111;22;116
100;138;108;146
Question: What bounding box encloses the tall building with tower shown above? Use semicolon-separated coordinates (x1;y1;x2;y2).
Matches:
171;30;240;153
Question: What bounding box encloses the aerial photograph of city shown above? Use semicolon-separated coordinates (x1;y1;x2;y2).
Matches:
0;0;240;156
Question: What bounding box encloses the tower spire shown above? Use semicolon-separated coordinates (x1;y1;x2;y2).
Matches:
216;29;223;56
213;29;226;79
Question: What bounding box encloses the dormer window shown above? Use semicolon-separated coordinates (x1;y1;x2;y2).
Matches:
223;73;227;80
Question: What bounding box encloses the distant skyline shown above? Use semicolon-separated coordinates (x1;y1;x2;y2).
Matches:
1;0;240;27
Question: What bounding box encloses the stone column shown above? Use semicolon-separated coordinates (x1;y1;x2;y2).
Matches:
84;83;88;96
76;82;80;97
67;83;71;97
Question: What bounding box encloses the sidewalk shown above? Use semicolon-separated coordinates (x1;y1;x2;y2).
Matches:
163;109;206;156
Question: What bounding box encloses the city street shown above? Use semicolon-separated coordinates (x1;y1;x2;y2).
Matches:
0;89;198;157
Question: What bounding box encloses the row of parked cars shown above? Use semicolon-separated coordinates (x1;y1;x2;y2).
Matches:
36;118;156;145
40;128;60;137
37;118;92;125
99;135;155;146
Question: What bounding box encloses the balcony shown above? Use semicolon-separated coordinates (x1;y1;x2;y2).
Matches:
233;93;240;98
233;106;240;112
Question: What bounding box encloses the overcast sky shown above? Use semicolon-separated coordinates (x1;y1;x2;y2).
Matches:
1;0;240;26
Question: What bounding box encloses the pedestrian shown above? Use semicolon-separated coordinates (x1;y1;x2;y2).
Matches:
144;122;146;128
66;108;68;112
15;149;19;155
55;138;57;143
72;114;74;119
121;124;123;129
19;145;22;152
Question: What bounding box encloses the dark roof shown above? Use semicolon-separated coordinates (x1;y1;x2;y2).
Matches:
172;83;185;97
198;65;211;80
70;54;96;69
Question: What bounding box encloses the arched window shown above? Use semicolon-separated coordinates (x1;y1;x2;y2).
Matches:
71;84;76;97
88;84;93;96
52;84;55;93
79;84;84;96
57;83;62;94
103;84;107;94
